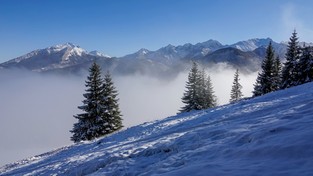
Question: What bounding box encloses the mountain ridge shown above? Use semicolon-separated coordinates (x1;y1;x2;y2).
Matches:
0;38;288;77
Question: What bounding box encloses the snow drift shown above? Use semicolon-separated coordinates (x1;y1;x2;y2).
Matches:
1;82;313;175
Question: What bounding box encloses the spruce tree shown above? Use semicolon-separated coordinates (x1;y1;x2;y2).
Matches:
281;30;300;89
198;69;208;109
253;42;276;97
204;74;217;108
180;62;217;113
272;56;282;91
180;62;202;112
71;62;105;142
297;46;313;84
230;69;243;103
70;63;123;143
101;71;123;132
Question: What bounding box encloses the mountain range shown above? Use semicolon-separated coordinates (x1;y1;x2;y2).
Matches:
0;38;288;77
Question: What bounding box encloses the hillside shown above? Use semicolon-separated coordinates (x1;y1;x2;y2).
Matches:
1;82;313;175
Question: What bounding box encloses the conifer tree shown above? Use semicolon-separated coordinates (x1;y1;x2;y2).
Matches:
71;62;104;142
297;46;313;84
180;62;202;112
101;71;123;132
204;74;217;108
253;42;276;97
272;56;282;91
198;69;208;109
230;69;243;103
70;63;123;143
180;62;217;113
281;30;300;89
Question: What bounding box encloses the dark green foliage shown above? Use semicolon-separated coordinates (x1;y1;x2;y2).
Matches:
297;46;313;84
71;62;122;143
102;71;123;132
180;62;202;112
204;74;217;108
273;56;282;91
281;30;301;89
230;69;243;103
253;42;279;97
180;62;216;113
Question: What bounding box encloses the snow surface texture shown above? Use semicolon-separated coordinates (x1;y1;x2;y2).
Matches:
1;82;313;175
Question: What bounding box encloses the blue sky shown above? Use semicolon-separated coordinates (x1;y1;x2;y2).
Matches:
1;0;313;61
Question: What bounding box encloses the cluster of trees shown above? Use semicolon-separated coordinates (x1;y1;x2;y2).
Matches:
282;30;313;88
180;62;217;113
70;30;312;142
253;30;313;97
181;30;313;113
180;62;244;113
253;42;282;96
70;62;123;143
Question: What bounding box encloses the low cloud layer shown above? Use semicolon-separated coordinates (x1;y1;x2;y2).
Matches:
0;66;258;166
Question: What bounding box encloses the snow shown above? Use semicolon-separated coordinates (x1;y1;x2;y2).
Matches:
8;50;40;63
230;38;273;52
137;48;150;55
2;82;313;175
89;50;111;58
61;44;87;61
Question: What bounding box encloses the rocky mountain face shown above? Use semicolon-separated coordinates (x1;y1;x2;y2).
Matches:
0;38;288;77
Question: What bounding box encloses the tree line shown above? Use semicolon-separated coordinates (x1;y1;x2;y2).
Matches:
70;30;312;142
180;30;313;113
253;30;313;97
179;62;244;113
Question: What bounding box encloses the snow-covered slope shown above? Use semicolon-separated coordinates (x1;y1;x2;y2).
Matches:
2;82;313;175
230;38;273;51
229;38;287;58
89;50;111;58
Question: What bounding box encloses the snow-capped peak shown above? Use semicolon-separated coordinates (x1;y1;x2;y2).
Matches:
230;38;273;52
89;50;111;58
48;42;77;51
137;48;150;55
46;42;87;61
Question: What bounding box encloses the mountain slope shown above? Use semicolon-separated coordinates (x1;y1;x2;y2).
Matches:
2;82;313;175
230;38;274;51
203;47;262;72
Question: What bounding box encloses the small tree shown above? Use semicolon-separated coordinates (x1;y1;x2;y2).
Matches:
204;74;217;108
281;30;301;89
230;69;243;103
253;42;276;97
70;62;123;143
